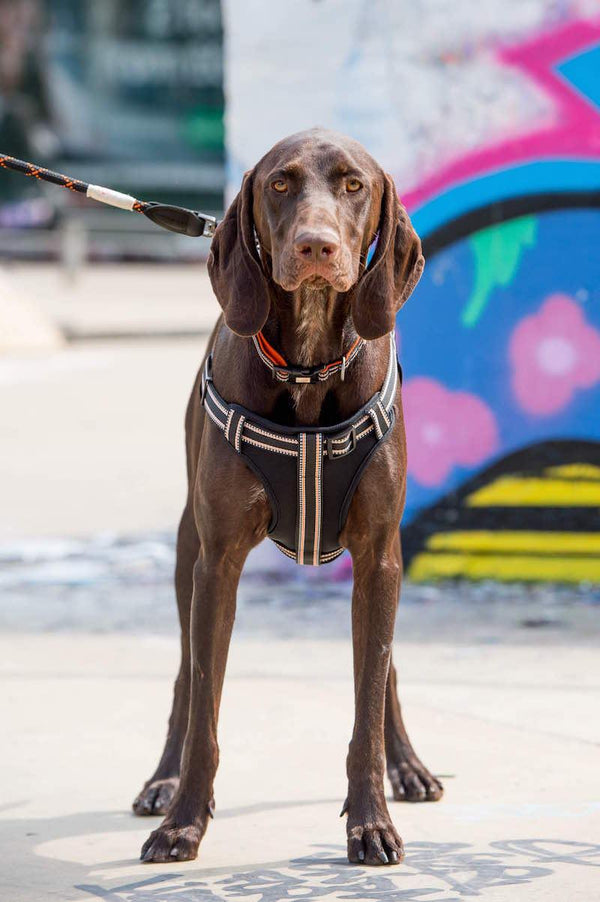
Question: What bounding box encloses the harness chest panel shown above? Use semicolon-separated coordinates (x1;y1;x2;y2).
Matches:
202;334;399;565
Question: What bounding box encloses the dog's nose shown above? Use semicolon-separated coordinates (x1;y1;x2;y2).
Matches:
294;230;339;261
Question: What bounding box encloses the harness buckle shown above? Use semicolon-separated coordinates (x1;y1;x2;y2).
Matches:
278;367;320;384
201;356;213;402
348;424;357;453
326;424;357;460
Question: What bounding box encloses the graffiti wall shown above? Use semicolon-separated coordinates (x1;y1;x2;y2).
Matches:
224;0;600;582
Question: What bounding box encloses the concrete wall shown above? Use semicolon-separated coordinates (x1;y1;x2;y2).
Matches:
224;0;600;582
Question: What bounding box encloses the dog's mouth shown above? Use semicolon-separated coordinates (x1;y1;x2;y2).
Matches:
274;262;356;293
270;238;360;293
302;274;330;289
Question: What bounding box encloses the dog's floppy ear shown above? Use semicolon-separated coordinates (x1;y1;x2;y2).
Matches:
351;174;424;340
207;170;270;336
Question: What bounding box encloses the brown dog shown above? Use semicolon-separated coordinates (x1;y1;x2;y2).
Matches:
134;129;443;866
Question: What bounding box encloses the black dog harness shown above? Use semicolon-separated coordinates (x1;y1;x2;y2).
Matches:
201;333;399;565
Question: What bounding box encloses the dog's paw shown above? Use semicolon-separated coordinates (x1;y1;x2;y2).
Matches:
387;755;443;802
347;819;404;866
140;822;202;863
132;778;180;816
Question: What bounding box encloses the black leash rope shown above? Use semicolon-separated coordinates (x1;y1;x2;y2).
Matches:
0;153;218;238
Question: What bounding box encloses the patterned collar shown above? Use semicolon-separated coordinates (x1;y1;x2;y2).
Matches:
252;331;365;384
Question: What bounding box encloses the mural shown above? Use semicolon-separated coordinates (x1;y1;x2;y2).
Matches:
225;1;600;582
403;441;600;583
400;18;600;583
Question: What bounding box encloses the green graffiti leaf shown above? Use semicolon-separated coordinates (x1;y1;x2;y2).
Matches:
462;216;537;327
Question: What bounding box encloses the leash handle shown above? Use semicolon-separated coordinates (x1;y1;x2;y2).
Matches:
0;152;217;238
0;153;89;196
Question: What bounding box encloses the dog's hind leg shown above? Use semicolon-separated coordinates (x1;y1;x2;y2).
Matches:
132;503;198;816
384;657;444;802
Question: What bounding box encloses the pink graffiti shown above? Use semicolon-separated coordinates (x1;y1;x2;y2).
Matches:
403;19;600;212
403;378;498;487
510;294;600;416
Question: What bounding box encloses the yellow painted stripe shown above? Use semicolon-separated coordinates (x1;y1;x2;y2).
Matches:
408;552;600;583
426;531;600;554
466;477;600;507
544;464;600;480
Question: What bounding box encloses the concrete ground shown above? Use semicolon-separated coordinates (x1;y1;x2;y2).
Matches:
3;263;220;339
0;263;219;540
1;264;599;901
1;628;599;902
0;334;207;539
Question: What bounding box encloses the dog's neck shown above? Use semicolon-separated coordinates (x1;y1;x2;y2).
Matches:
262;283;356;368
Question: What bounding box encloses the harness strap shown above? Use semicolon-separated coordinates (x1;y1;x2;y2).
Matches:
369;399;391;440
202;333;397;460
252;331;365;384
224;409;246;453
297;433;324;565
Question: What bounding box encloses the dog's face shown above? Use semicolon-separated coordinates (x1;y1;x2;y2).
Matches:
208;128;424;340
252;131;382;293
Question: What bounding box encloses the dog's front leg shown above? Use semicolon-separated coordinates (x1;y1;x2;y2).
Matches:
140;542;246;863
344;529;404;866
132;504;198;816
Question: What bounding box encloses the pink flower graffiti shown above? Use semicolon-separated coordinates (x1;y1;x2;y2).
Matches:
403;379;498;487
509;294;600;416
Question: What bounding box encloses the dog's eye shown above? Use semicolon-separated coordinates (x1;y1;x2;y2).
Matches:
271;179;288;193
346;178;362;193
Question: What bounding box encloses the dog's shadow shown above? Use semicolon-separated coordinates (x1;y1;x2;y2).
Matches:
2;800;599;902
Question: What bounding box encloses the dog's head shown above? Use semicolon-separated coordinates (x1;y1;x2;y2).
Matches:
208;128;424;340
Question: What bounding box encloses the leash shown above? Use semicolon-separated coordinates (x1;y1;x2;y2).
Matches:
0;153;218;238
1;153;370;385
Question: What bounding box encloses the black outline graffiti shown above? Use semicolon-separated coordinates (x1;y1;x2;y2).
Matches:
422;192;600;258
402;439;600;568
75;838;600;901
